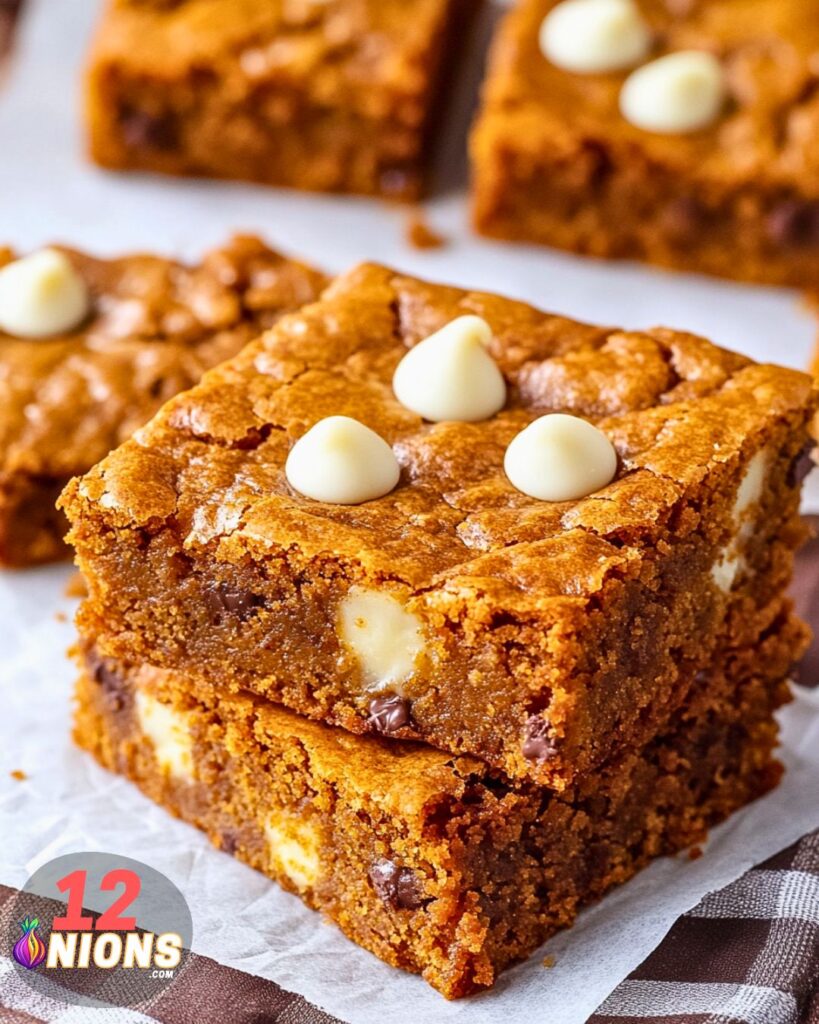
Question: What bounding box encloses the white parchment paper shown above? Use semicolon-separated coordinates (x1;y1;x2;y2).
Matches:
0;3;818;1023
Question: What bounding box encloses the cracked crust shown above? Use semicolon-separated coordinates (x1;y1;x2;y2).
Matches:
472;0;819;286
0;235;327;566
62;262;817;784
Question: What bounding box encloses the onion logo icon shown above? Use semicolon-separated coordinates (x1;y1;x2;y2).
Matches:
13;917;47;970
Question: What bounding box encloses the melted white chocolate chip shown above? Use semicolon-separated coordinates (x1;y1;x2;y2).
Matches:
392;315;506;423
504;413;618;502
285;416;400;504
711;548;742;593
711;449;770;594
135;692;194;781
540;0;652;74
620;51;726;134
339;587;425;690
265;813;321;891
0;249;90;338
734;449;768;518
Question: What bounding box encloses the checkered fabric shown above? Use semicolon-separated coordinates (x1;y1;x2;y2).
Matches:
590;830;819;1024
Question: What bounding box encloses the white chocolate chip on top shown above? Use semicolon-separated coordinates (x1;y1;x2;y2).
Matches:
620;51;726;134
392;315;506;423
285;416;400;505
339;587;425;690
135;691;194;781
540;0;652;74
504;413;618;502
0;249;90;338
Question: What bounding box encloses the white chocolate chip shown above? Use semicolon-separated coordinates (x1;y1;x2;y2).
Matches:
135;691;194;781
265;813;321;891
734;450;768;519
711;450;769;596
392;315;506;423
620;51;726;134
339;587;425;690
504;413;618;502
285;416;400;505
711;548;742;593
0;249;90;338
540;0;652;74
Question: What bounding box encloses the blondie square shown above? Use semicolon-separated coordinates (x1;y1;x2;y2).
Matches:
73;608;800;998
62;264;816;785
472;0;819;287
85;0;469;200
0;236;326;566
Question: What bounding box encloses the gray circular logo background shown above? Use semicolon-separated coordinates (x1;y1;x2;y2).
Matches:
6;851;193;1009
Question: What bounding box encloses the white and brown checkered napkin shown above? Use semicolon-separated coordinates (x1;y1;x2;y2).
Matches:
589;829;819;1024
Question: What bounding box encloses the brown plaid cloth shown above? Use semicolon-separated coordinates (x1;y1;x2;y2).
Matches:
589;830;819;1024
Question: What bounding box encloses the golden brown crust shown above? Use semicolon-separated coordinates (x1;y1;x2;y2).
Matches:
0;236;326;566
62;263;817;783
472;0;819;286
85;0;468;199
73;626;794;998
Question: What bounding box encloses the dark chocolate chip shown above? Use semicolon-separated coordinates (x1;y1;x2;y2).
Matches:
220;830;241;855
119;107;178;151
367;694;412;736
86;650;128;713
522;715;557;762
379;167;414;198
662;197;706;239
369;858;425;910
766;200;819;248
204;582;263;622
787;442;817;489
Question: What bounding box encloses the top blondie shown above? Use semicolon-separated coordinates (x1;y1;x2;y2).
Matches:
63;264;816;785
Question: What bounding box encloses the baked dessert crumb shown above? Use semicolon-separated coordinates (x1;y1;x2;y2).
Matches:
405;213;447;250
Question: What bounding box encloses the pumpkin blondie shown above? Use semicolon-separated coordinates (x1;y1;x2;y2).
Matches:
73;604;802;998
62;264;817;785
0;236;326;566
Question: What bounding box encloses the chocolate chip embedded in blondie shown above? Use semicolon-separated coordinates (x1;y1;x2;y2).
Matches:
85;0;470;199
62;263;817;784
73;609;799;998
472;0;819;287
0;236;326;566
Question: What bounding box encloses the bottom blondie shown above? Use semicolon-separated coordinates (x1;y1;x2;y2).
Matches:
73;604;801;999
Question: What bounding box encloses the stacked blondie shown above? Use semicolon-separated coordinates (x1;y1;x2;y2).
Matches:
64;264;817;997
